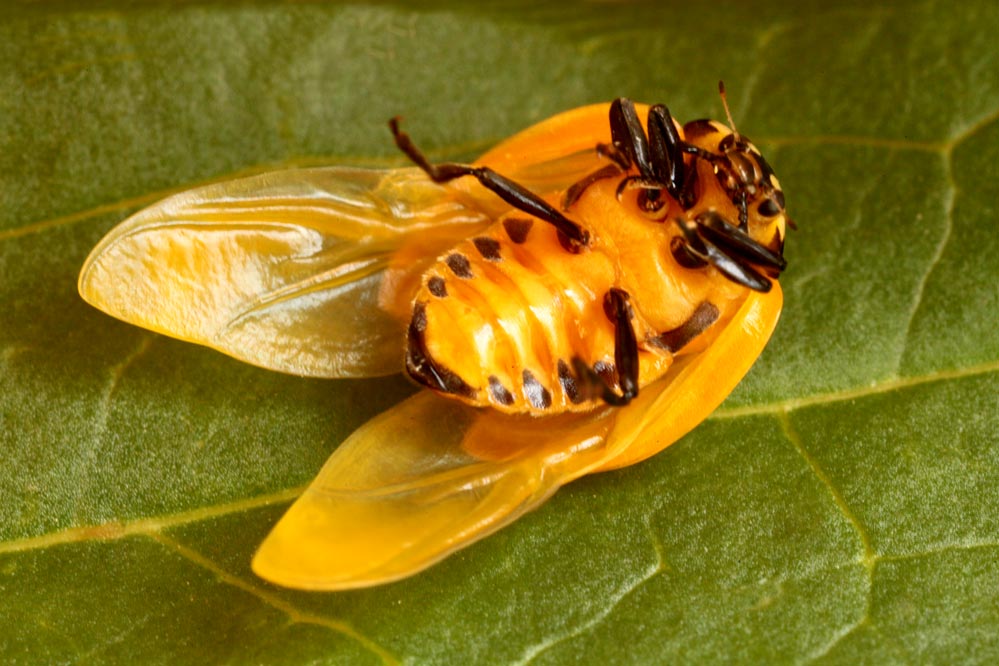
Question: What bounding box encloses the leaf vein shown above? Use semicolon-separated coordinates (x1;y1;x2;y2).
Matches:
776;411;874;564
511;522;666;665
73;611;153;663
948;103;999;148
148;533;399;666
714;360;999;419
895;151;956;374
805;613;870;663
75;335;155;520
777;411;874;663
5;362;998;553
878;539;999;563
0;486;303;554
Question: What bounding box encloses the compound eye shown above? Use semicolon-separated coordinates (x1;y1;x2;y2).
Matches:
757;197;781;217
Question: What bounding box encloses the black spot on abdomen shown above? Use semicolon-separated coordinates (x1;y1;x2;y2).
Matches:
445;253;472;278
557;359;584;404
593;360;617;389
473;237;502;262
428;276;447;297
522;369;552;410
488;376;514;406
503;217;533;244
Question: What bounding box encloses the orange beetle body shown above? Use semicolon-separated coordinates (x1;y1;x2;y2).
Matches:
79;93;790;590
402;102;786;416
408;174;746;415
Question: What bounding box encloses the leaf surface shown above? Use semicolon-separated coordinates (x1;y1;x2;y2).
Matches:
3;1;998;663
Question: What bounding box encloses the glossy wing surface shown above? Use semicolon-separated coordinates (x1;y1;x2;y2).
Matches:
79;167;493;377
79;106;621;379
252;286;782;590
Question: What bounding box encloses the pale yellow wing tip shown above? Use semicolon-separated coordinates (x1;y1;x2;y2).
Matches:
251;525;394;592
251;488;464;591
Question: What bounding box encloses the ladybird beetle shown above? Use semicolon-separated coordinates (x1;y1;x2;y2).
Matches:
79;84;790;590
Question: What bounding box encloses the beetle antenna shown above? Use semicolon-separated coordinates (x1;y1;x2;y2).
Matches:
718;80;740;141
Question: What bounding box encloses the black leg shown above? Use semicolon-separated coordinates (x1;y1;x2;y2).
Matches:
672;217;772;292
694;211;786;272
390;118;589;250
570;288;640;407
735;189;749;230
607;288;640;403
596;142;631;171
681;143;722;164
610;98;654;181
647;104;685;200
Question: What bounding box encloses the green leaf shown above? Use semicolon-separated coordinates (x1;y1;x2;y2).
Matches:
3;1;998;663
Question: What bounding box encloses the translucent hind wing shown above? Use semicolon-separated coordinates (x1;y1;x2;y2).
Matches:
252;288;782;590
78;106;623;379
79;167;492;377
79;104;630;378
251;390;617;590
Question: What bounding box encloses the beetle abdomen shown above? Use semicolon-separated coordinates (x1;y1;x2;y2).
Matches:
405;215;622;415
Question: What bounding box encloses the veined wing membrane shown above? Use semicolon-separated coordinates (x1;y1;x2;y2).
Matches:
251;390;616;591
252;287;782;590
79;167;493;377
78;104;618;378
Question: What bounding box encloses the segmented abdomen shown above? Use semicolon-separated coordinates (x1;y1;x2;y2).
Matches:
405;215;627;415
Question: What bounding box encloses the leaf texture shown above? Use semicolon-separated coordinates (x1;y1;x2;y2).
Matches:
2;1;998;663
